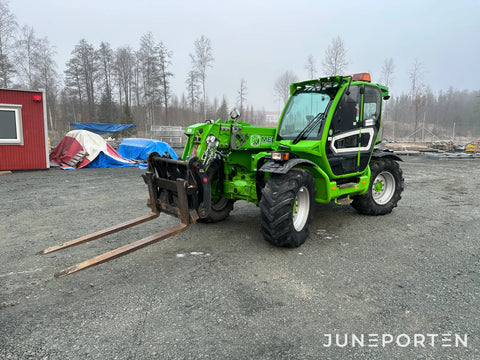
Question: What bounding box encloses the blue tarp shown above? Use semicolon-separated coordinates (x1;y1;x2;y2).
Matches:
85;152;139;168
70;122;136;135
118;138;178;161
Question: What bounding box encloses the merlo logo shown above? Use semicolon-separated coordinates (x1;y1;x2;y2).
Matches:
250;135;260;147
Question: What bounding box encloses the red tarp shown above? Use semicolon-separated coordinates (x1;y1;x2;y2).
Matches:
50;130;136;168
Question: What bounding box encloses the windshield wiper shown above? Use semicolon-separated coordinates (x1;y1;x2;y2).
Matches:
292;101;332;145
292;112;325;145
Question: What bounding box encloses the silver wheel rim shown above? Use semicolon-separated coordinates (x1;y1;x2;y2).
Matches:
293;186;310;231
372;171;395;205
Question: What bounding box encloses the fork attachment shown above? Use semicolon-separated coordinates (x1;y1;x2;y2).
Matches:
145;153;211;221
43;153;211;277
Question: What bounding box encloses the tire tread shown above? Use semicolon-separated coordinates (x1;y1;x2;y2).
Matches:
260;169;315;247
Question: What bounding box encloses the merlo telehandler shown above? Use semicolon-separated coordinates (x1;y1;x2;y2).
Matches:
44;73;404;276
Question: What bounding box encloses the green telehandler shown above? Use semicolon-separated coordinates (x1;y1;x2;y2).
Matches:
45;72;404;276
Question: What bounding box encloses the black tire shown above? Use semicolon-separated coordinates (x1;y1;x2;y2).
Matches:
351;158;404;215
259;168;315;247
199;197;235;223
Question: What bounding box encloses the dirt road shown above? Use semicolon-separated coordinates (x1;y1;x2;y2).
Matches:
1;157;479;359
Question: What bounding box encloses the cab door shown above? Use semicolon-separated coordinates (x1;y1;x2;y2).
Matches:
326;85;381;176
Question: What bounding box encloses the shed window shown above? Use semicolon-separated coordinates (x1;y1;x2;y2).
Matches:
0;105;23;145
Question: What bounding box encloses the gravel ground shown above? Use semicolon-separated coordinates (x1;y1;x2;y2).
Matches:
0;156;479;359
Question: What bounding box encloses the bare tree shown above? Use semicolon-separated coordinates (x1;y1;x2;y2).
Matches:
15;25;39;88
190;35;214;120
96;42;115;122
132;52;141;107
115;46;135;123
409;59;426;141
380;57;395;89
64;56;85;121
0;0;17;87
322;36;348;76
137;33;173;125
139;32;160;127
236;78;247;115
65;39;97;121
273;70;298;105
185;69;200;114
80;40;97;121
305;54;317;78
380;57;395;138
35;37;59;130
157;41;173;124
13;28;60;129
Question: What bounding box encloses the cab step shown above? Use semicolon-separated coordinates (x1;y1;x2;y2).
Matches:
336;197;353;205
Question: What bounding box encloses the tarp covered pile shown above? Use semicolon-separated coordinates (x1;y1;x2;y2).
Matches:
118;138;178;161
50;130;138;169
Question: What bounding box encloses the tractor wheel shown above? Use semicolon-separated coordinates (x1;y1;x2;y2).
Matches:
259;168;315;247
200;197;235;223
351;158;404;215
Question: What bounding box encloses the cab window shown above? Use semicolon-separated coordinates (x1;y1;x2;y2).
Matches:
330;85;361;135
363;86;381;127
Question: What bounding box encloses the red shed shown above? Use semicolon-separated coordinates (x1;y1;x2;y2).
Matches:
0;89;49;170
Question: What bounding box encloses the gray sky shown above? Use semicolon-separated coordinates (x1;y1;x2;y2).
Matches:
9;0;480;111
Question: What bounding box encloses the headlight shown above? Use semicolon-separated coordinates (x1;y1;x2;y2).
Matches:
271;152;290;162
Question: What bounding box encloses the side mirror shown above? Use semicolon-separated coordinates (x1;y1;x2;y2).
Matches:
230;108;241;120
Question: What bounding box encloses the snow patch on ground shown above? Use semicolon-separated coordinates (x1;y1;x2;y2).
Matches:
176;252;211;259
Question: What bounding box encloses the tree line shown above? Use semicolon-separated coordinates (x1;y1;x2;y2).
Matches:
0;1;266;142
1;1;478;142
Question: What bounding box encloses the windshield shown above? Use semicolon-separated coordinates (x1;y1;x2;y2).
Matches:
278;91;332;140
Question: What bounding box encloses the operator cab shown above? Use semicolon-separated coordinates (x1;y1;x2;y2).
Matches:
276;73;387;176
